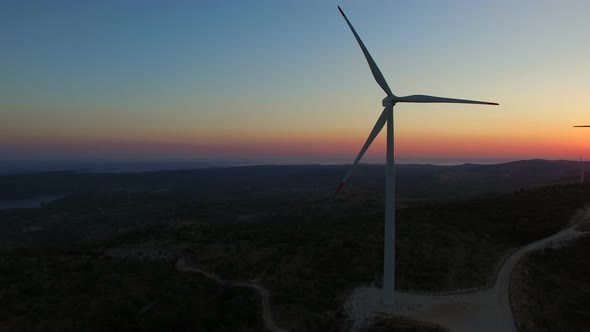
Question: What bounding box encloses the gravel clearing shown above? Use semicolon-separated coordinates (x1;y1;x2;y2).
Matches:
344;208;590;332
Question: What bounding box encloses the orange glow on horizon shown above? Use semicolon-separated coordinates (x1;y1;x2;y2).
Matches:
2;126;589;162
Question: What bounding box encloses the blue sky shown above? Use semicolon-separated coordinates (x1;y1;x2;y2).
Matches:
1;1;589;163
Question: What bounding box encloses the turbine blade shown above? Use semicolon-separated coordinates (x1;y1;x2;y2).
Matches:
396;95;498;105
337;107;389;193
338;6;394;97
574;125;590;127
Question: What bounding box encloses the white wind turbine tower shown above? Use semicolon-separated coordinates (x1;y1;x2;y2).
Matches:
574;126;589;183
335;7;499;305
580;156;585;183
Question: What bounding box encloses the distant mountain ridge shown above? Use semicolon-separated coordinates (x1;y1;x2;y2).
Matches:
0;159;586;202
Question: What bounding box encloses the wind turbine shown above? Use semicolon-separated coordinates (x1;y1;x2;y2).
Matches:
580;156;585;183
574;126;589;183
335;7;498;305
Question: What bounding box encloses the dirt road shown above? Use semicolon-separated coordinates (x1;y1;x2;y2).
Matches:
176;258;288;332
344;208;590;332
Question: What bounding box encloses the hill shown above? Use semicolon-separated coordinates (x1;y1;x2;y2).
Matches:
0;159;586;202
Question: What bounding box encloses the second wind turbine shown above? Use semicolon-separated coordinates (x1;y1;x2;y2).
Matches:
336;7;499;305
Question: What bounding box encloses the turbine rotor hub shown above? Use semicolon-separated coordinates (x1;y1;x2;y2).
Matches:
382;96;397;107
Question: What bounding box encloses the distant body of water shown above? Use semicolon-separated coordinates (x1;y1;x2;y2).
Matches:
0;195;67;210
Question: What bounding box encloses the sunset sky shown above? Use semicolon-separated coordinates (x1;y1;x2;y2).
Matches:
1;0;589;165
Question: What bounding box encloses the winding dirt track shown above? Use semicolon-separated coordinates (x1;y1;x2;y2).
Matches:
344;208;590;332
176;258;288;332
175;209;590;332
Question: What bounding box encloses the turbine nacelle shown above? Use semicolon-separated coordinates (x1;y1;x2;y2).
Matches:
382;96;397;107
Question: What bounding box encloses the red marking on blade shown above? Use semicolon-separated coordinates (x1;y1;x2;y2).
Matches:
335;182;344;193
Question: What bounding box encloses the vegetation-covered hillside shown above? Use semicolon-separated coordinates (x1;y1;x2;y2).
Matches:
1;176;588;331
512;233;590;331
0;251;261;332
